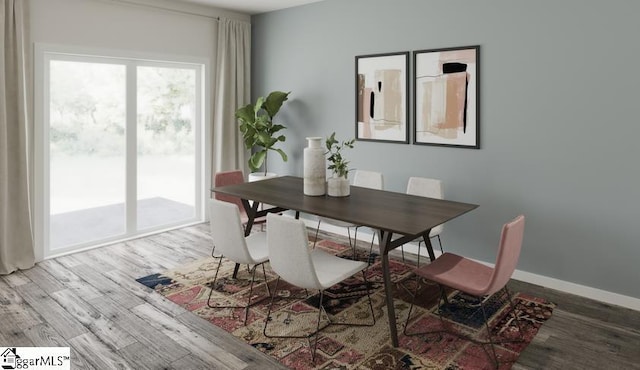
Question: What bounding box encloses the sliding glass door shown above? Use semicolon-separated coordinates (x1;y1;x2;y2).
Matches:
39;49;204;256
137;66;197;230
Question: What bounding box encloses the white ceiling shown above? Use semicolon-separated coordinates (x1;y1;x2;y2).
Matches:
176;0;324;15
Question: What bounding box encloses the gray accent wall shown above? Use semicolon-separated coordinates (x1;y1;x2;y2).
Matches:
252;0;640;300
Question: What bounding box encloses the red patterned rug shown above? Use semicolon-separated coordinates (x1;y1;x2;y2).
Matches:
136;235;554;369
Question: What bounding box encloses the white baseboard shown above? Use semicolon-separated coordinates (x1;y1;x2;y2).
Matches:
303;217;640;312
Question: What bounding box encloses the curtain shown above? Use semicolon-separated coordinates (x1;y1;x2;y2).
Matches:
0;0;35;274
212;17;251;175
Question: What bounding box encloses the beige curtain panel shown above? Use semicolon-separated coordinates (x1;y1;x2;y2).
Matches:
0;0;35;274
212;17;251;174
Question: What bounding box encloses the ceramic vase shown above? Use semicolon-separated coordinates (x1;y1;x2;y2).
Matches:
327;176;350;197
303;137;326;196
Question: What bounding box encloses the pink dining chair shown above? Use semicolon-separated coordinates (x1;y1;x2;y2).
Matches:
403;215;527;368
213;170;266;228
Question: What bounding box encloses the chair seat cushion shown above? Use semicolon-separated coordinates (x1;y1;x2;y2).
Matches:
414;252;492;296
245;232;269;264
310;249;367;290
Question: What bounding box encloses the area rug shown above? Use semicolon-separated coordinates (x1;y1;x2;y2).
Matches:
136;235;555;369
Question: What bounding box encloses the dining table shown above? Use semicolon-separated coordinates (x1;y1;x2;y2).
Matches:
212;175;478;347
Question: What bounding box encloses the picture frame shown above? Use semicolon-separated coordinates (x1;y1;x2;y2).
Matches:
355;51;409;143
413;45;480;148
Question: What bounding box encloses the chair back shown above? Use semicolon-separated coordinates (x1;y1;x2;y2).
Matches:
407;177;444;235
486;215;525;295
353;170;383;190
208;199;254;265
214;170;245;210
267;214;322;290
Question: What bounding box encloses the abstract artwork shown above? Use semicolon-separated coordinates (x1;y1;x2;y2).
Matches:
414;45;479;148
355;52;409;143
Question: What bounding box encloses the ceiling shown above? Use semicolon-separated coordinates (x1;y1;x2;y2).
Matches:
176;0;325;15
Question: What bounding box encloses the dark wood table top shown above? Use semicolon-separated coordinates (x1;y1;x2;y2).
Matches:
213;176;478;238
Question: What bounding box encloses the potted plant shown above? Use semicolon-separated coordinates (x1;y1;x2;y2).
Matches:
325;132;355;197
235;91;290;180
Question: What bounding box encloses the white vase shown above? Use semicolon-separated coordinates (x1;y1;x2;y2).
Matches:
327;176;350;197
303;137;326;196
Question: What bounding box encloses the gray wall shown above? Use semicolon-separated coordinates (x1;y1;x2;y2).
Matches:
251;0;640;300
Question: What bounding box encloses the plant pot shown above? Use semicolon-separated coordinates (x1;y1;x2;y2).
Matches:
248;172;278;182
327;177;350;197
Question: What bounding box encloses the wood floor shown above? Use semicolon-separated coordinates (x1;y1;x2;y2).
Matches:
1;223;639;369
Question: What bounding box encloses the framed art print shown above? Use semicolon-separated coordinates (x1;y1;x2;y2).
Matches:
356;51;409;143
413;45;479;148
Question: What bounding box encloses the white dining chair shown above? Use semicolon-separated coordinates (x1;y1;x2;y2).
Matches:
401;177;445;266
264;213;376;362
206;199;270;325
313;170;383;262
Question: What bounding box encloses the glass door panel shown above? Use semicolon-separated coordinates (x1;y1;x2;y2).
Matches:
136;66;197;230
49;60;126;250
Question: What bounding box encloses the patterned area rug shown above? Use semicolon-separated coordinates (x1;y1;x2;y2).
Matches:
136;236;555;369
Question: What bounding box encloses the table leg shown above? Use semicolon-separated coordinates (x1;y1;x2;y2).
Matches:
421;231;437;262
378;230;399;347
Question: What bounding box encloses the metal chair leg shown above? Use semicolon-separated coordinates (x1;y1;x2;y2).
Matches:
310;291;325;362
367;230;376;264
207;258;267;326
261;263;272;297
328;271;376;328
313;219;322;249
504;286;526;340
436;235;444;254
404;278;445;339
350;227;357;260
403;272;421;336
264;273;376;362
480;300;500;369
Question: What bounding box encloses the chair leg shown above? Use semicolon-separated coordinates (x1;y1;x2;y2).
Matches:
263;277;281;337
404;278;445;340
207;258;267;326
261;263;272;297
328;271;376;328
435;235;444;254
350;227;357;260
367;231;376;264
504;286;526;340
313;219;322;249
363;271;376;325
480;300;500;369
264;274;374;363
241;265;261;325
403;272;421;336
264;280;330;340
414;236;443;267
310;291;325;362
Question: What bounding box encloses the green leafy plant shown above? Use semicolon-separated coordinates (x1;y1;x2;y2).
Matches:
235;91;291;174
325;132;355;178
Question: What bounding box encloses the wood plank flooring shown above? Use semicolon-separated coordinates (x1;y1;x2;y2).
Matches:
1;223;639;369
